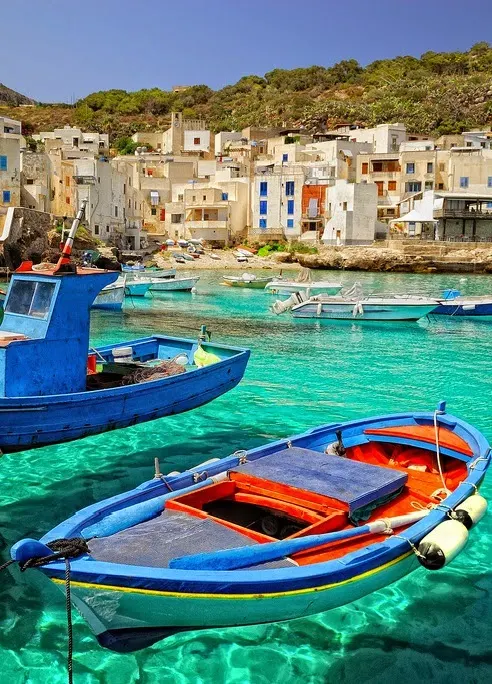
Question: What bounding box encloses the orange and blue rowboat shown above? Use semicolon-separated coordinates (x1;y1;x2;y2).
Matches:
10;403;490;651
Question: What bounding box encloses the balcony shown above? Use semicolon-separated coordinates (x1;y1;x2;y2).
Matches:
370;171;400;180
73;175;96;185
186;221;228;241
436;209;492;219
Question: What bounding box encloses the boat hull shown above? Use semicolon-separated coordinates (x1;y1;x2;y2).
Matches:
432;300;492;318
150;277;199;292
92;286;125;311
60;550;417;652
0;336;249;451
267;282;342;296
293;302;437;321
222;279;271;289
124;282;151;297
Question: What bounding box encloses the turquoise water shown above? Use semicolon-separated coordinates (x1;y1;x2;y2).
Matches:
1;269;492;683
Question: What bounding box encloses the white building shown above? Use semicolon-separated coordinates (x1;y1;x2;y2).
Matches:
34;126;109;156
322;180;378;245
0;116;22;212
347;123;407;154
251;163;305;240
215;131;244;156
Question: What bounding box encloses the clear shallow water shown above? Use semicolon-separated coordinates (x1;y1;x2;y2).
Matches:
1;269;492;684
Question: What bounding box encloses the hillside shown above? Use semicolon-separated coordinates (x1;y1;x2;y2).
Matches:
0;82;35;107
1;42;492;141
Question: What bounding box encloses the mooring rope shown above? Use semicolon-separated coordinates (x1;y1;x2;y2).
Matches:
1;537;90;684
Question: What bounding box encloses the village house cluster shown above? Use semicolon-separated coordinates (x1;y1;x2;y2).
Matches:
2;112;492;249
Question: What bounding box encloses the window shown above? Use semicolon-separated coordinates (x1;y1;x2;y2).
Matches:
123;184;126;194
114;206;118;217
5;280;56;319
282;153;288;162
460;177;469;189
259;218;267;229
387;208;396;215
438;183;444;190
488;177;492;188
361;162;368;174
388;181;397;191
425;181;433;190
171;214;182;224
151;207;157;215
287;199;294;215
259;181;268;197
147;168;153;176
160;208;165;221
94;224;99;235
287;219;294;228
2;190;11;203
439;163;445;171
178;194;184;201
193;137;200;145
259;200;267;215
0;155;7;170
222;192;228;200
375;181;384;196
406;163;415;174
128;199;131;208
203;195;207;201
466;142;473;147
427;162;433;173
405;182;422;193
487;202;492;209
26;178;34;185
372;162;383;172
285;181;294;196
342;202;348;211
65;196;70;204
65;176;70;186
192;195;196;201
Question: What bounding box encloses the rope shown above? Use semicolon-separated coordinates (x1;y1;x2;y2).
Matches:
433;410;450;495
1;538;90;684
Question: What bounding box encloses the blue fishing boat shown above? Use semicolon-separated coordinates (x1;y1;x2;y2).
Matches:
0;202;249;451
10;403;489;651
432;290;492;318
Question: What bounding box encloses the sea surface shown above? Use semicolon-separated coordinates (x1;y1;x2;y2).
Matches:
1;269;492;684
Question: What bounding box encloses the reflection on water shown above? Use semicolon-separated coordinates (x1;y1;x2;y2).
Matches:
1;269;492;683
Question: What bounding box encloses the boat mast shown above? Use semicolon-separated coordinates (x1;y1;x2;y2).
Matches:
54;199;88;274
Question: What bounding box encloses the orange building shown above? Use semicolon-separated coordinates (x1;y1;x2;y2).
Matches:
301;184;328;233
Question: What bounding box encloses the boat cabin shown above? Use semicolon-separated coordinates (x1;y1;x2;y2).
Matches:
0;266;118;397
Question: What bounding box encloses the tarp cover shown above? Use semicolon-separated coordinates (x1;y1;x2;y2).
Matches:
232;447;407;513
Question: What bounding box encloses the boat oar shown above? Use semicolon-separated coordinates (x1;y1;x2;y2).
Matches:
169;509;429;571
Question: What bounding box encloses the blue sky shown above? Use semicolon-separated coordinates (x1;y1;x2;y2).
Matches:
2;0;492;103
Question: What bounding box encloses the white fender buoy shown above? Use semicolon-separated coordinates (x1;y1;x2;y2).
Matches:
452;494;488;529
417;519;468;570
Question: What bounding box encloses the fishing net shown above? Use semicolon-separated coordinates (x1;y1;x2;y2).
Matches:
120;360;186;385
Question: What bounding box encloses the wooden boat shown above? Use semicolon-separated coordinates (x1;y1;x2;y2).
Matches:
0;203;249;452
283;294;439;321
125;268;176;280
10;403;489;651
122;278;152;297
149;276;200;292
265;268;342;297
221;274;274;289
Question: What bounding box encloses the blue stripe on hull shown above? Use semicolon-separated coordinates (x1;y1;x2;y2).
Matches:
432;303;492;316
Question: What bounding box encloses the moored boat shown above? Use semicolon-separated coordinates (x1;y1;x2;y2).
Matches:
10;403;489;651
432;294;492;318
122;278;152;297
0;203;249;451
92;281;125;311
149;275;200;292
221;273;274;289
265;268;342;297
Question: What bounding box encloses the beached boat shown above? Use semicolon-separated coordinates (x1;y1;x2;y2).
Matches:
125;268;176;280
221;273;274;289
149;276;200;292
0;203;249;452
10;403;489;651
265;268;342;297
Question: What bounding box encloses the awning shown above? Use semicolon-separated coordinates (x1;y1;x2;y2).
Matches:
389;208;437;224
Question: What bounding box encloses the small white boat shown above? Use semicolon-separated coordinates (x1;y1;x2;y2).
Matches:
93;282;125;311
210;253;221;261
126;268;176;281
121;278;152;297
265;267;342;297
150;276;200;292
178;239;189;248
222;273;274;289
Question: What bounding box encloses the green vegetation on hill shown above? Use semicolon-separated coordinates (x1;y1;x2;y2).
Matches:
2;42;492;140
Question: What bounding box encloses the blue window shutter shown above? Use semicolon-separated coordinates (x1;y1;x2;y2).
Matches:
287;219;294;228
406;163;415;174
287;199;294;215
488;177;492;188
259;181;268;196
460;177;469;188
0;155;7;171
221;192;228;200
285;181;294;196
282;153;288;162
259;200;267;215
259;218;267;229
2;190;11;203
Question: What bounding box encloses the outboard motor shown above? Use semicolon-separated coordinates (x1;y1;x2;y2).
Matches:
325;430;346;457
271;292;307;315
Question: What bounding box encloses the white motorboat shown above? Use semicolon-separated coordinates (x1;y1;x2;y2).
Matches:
150;276;200;292
265;267;342;297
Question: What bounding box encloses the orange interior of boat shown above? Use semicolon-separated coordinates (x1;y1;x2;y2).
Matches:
165;439;468;567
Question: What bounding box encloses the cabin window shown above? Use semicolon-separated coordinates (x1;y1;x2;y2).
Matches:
5;280;56;319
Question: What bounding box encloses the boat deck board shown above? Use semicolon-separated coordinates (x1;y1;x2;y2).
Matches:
88;510;293;570
231;447;407;513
